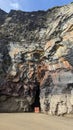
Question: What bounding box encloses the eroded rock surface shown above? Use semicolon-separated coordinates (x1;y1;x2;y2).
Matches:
0;3;73;115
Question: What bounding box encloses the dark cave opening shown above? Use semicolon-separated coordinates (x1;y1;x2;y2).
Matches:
31;83;40;112
67;83;73;94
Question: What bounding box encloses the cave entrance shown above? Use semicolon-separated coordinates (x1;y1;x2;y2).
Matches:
67;83;73;94
31;82;40;112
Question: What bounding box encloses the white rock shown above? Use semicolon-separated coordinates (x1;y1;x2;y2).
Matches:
66;95;72;113
58;103;67;115
70;95;73;105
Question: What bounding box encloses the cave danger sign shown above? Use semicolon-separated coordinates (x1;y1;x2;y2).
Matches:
34;107;40;113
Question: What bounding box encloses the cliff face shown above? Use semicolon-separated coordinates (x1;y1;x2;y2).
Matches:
0;3;73;115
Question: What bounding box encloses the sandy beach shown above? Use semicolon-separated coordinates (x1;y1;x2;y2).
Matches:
0;113;73;130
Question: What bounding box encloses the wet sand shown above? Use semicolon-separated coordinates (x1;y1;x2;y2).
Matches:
0;113;73;130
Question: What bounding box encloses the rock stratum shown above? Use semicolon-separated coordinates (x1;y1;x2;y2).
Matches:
0;3;73;115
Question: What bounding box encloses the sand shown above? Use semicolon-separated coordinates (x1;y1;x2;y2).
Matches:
0;113;73;130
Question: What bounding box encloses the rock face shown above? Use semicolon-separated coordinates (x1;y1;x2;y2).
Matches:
0;3;73;115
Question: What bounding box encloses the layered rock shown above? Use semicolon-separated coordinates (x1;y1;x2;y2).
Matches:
0;3;73;115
